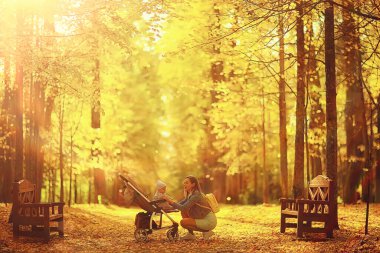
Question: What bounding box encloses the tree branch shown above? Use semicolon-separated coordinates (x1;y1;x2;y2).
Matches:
328;0;380;21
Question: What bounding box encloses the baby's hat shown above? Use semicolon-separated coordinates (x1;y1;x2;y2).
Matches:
156;180;166;190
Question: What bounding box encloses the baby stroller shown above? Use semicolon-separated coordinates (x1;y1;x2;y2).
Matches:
119;174;179;242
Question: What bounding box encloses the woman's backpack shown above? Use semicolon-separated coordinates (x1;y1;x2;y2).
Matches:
197;193;220;213
204;193;220;213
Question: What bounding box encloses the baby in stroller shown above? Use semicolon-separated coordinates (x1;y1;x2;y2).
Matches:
119;174;179;242
153;180;175;211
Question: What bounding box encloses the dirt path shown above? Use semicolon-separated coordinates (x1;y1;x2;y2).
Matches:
1;204;379;252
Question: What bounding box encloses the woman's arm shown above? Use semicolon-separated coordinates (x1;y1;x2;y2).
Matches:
162;195;191;206
170;193;201;211
178;198;187;205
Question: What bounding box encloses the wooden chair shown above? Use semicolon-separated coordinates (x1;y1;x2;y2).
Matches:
9;179;65;241
280;175;334;238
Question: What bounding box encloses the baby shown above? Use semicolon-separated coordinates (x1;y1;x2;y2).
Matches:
152;180;173;211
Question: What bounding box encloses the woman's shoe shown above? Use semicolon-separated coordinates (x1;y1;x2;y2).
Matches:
202;230;215;240
180;232;196;240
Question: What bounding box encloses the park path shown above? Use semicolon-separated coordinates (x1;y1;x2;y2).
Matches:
0;203;379;252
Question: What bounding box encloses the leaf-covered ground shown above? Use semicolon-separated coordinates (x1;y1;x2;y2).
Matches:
0;203;379;252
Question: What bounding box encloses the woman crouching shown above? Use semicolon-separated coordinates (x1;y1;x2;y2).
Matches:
163;175;217;240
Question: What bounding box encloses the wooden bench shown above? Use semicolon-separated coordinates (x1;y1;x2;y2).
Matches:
9;179;65;241
280;175;334;238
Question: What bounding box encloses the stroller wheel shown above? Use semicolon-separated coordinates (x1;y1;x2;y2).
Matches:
134;229;149;242
166;228;179;241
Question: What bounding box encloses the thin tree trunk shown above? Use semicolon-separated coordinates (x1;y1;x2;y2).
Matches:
293;0;306;198
262;87;269;204
88;168;92;204
305;118;310;183
74;173;78;204
325;1;339;229
375;95;380;202
254;164;258;204
47;151;51;202
69;134;73;207
278;9;288;198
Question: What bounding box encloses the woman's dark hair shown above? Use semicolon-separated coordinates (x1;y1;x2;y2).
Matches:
184;175;202;197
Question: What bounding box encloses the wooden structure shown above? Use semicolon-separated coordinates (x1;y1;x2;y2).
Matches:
9;179;65;241
280;175;334;238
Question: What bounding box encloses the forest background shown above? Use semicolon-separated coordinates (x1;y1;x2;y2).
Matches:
0;0;380;209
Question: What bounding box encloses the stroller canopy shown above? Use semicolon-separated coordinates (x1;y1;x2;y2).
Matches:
120;174;161;213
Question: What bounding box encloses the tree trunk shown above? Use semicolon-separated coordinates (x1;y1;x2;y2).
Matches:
201;4;226;203
25;73;33;182
305;15;324;178
278;9;288;198
255;165;259;203
293;0;306;198
341;1;367;204
34;80;44;202
375;95;380;202
33;16;44;202
15;7;25;181
90;8;102;203
0;97;3;203
91;56;105;203
1;55;13;202
52;160;57;202
59;98;65;203
0;148;3;203
44;96;55;129
212;169;226;203
74;173;78;204
325;1;339;229
226;174;240;204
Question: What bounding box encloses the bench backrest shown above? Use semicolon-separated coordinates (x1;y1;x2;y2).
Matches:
307;175;332;202
13;179;36;205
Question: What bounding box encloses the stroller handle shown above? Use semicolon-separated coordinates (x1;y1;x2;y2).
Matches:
119;174;129;183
